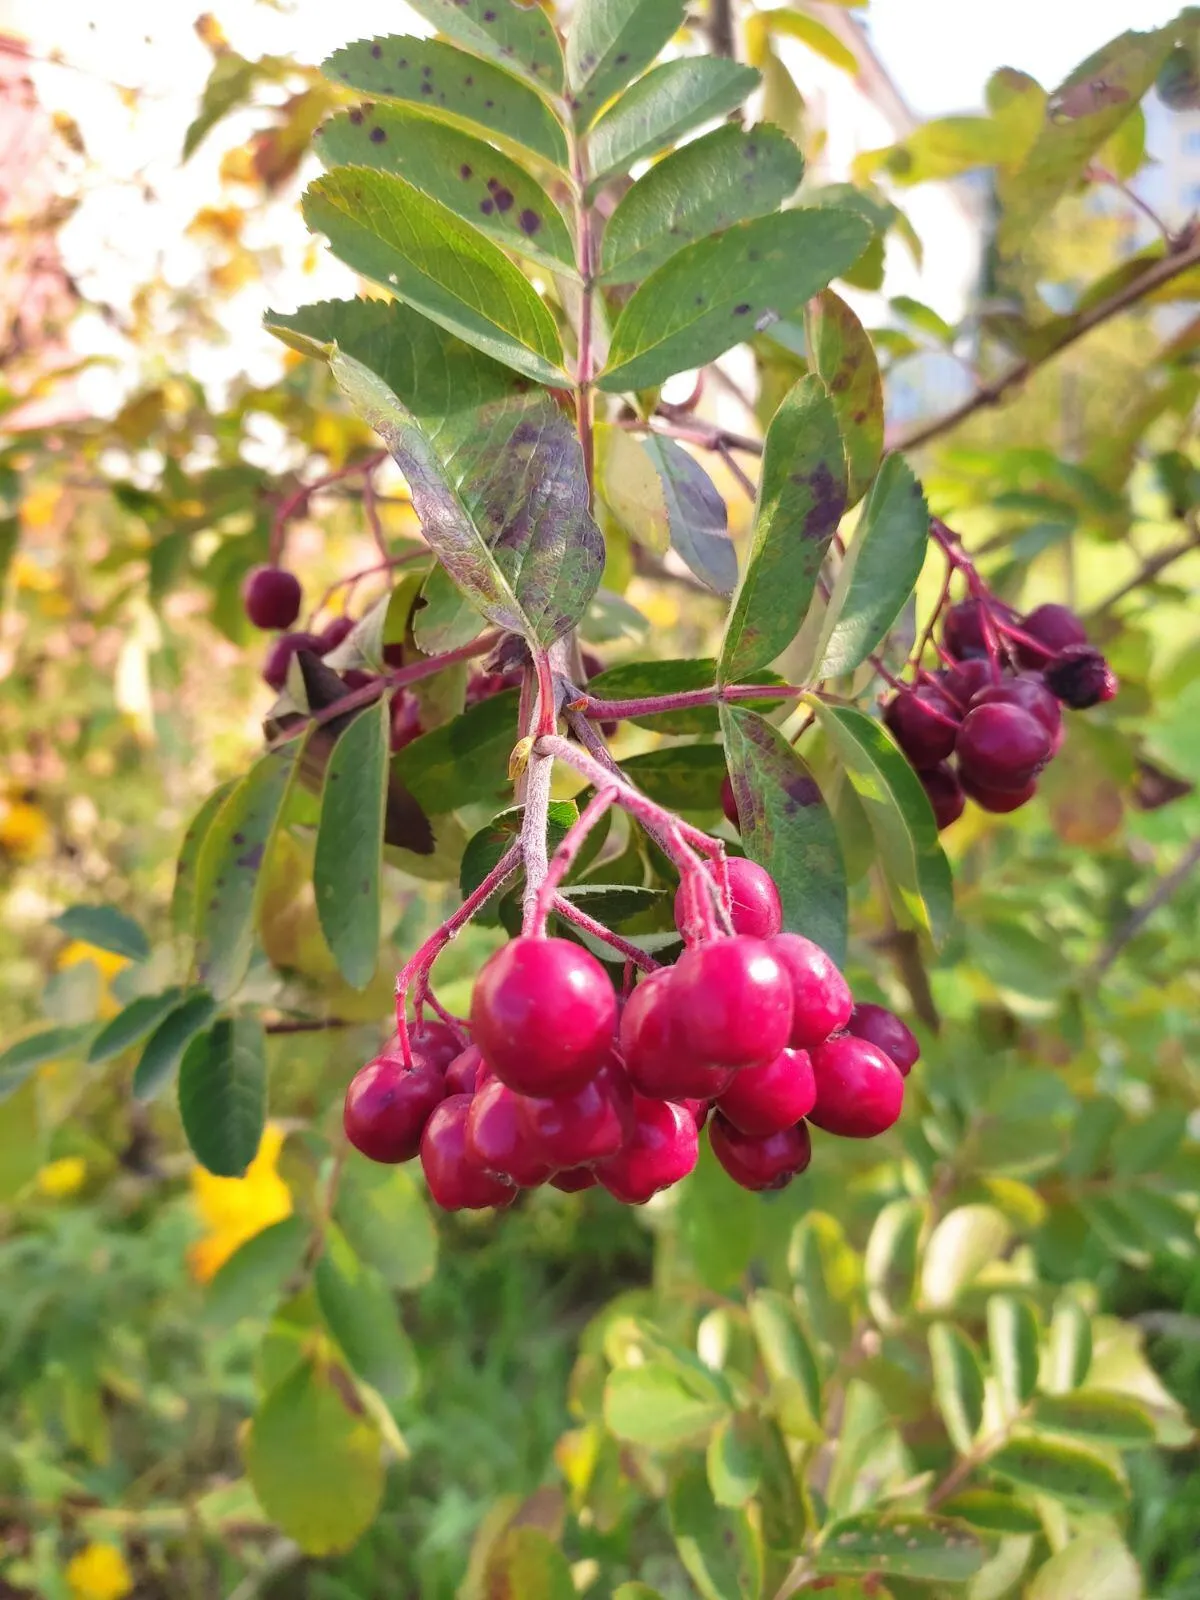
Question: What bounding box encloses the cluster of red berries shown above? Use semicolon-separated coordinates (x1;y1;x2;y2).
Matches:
343;856;919;1211
882;601;1118;830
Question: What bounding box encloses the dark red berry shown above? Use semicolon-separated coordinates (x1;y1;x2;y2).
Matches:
720;773;740;830
942;599;1014;661
620;969;737;1100
672;937;793;1069
390;692;423;752
408;1019;464;1073
809;1036;904;1138
596;1096;698;1203
675;857;782;941
244;565;302;630
956;702;1051;791
846;1003;919;1077
471;935;617;1096
518;1062;633;1169
883;687;960;767
263;630;323;690
920;762;965;830
937;657;993;712
317;615;355;654
551;1166;598;1192
716;1046;816;1136
769;933;852;1050
709;1115;811;1191
971;674;1062;750
959;770;1038;812
464;1079;555;1188
444;1045;484;1096
343;1054;446;1164
1043;645;1118;710
1016;603;1088;666
420;1095;516;1210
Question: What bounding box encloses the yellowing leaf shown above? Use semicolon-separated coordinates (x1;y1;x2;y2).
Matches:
597;425;670;554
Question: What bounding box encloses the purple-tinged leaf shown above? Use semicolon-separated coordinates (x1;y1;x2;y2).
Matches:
642;435;737;595
805;289;883;508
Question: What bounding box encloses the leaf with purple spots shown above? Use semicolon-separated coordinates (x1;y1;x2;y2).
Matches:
805;289;883;508
720;705;847;965
641;434;737;595
587;57;760;184
566;0;684;128
178;1017;267;1178
404;0;565;94
314;698;389;990
719;375;847;683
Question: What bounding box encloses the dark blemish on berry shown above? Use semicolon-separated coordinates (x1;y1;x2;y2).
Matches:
370;125;387;143
460;163;473;179
853;408;868;423
494;186;514;212
733;302;751;315
480;198;495;214
370;42;382;58
349;108;363;125
518;208;541;234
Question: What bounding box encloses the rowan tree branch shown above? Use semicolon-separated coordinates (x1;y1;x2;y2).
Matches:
1088;836;1200;980
1087;521;1200;616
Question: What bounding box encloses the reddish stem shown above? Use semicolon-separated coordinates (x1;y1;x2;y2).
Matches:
269;449;389;563
550;892;661;972
306;549;427;629
570;681;799;722
532;787;617;935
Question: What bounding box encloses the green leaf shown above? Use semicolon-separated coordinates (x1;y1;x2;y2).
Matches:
864;1197;924;1328
413;563;487;655
87;988;186;1064
589;57;759;183
403;0;565;92
193;746;302;1002
172;783;237;939
316;1226;419;1406
478;1527;577;1600
184;50;272;159
1044;1296;1092;1394
246;1357;384;1556
460;801;578;922
314;700;389;990
989;1295;1041;1416
393;689;521;813
669;1460;764;1600
302;169;565;385
132;989;218;1102
788;1211;859;1356
720;706;847;964
720;375;847;681
1030;1391;1156;1447
920;1205;1012;1310
600;121;804;284
597;425;671;554
335;1154;438;1292
805;289;883;507
989;1436;1127;1511
0;1024;93;1102
928;1323;986;1454
206;1216;310;1327
811;455;928;678
600;208;869;392
747;1289;822;1425
584;658;786;736
642;434;737;595
1110;1109;1185;1177
937;1490;1042;1535
323;36;569;167
613;1587;666;1600
619;743;727;810
706;1414;763;1508
814;1513;985;1582
178;1017;267;1178
604;1363;729;1448
806;701;952;945
51;904;149;963
567;0;685;128
316;106;574;278
1025;1534;1144;1600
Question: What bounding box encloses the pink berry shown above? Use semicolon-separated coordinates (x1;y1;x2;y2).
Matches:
420;1095;516;1210
317;615;355;654
243;565;302;631
518;1062;633;1169
263;630;323;690
471;936;617;1096
846;1003;919;1077
769;933;852;1050
551;1166;598;1192
809;1036;904;1139
343;1054;445;1164
596;1097;698;1204
716;1046;816;1136
620;970;736;1100
883;687;960;768
680;1097;713;1130
937;657;993;713
408;1019;464;1073
444;1045;484;1096
1017;603;1088;665
674;856;782;941
956;702;1051;791
920;762;966;830
709;1115;811;1191
672;937;793;1069
720;773;740;830
464;1079;555;1188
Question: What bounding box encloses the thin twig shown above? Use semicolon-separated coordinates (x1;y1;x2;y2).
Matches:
618;413;764;457
1087;525;1200;616
1088;837;1200;979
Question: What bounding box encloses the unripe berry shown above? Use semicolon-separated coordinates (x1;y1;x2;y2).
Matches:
769;933;852;1049
1043;645;1118;710
471;935;617;1096
959;771;1038;813
716;1046;816;1136
720;773;740;830
263;630;323;690
243;565;302;630
809;1036;904;1138
674;857;782;941
956;702;1051;791
444;1045;484;1096
846;1003;920;1077
709;1115;811;1191
596;1096;698;1203
317;615;355;654
672;936;793;1069
518;1062;633;1169
620;969;737;1100
971;674;1062;752
1017;603;1087;665
920;762;965;830
883;687;959;768
464;1079;556;1188
420;1095;516;1210
343;1054;445;1164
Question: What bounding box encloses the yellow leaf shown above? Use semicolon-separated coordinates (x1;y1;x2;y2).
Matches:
596;424;670;555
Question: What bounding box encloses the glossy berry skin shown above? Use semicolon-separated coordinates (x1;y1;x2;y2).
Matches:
709;1115;812;1191
420;1095;516;1210
1044;645;1118;709
720;773;740;830
444;1045;484;1096
941;598;1014;661
960;771;1038;813
971;675;1062;751
956;702;1051;791
846;1003;920;1077
937;657;993;713
318;615;355;654
883;687;960;768
769;933;852;1050
920;763;966;830
243;565;302;630
716;1046;816;1136
620;970;737;1100
1017;603;1088;665
674;857;782;941
409;1019;464;1073
809;1036;904;1139
680;1097;713;1131
263;630;323;690
596;1097;698;1204
673;937;793;1070
343;1055;446;1164
518;1062;633;1169
471;936;617;1096
464;1079;556;1188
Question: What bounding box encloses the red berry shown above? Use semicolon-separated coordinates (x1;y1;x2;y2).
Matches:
970;675;1062;751
420;1095;516;1210
1017;603;1088;666
244;565;302;631
809;1036;904;1138
941;599;1015;661
716;1046;816;1136
937;658;993;713
920;762;966;830
464;1079;555;1187
709;1115;811;1191
551;1166;598;1192
620;969;737;1100
596;1097;698;1203
263;630;323;690
471;936;617;1096
342;668;376;691
883;687;960;768
317;615;355;654
343;1054;446;1164
408;1019;464;1073
680;1097;713;1130
960;770;1038;813
769;933;852;1050
846;1003;920;1077
720;773;740;830
1043;645;1118;710
444;1045;484;1096
672;936;793;1069
390;692;423;753
956;702;1051;791
518;1062;633;1169
674;857;782;941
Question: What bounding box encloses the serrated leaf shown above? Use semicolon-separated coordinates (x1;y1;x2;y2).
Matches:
52;904;149;963
720;375;847;681
805;289;883;507
558;883;665;927
172;783;236;940
921;1205;1012;1310
459;801;577;924
811;455;928;678
314;700;389;989
865;1197;924;1328
206;1216;310;1327
988;1436;1127;1510
334;1155;438;1291
0;1024;94;1102
1044;1296;1092;1394
938;1490;1042;1535
1030;1391;1156;1446
316;1226;419;1406
929;1323;986;1454
600;121;804;284
642;434;737;595
132;990;218;1102
394;690;522;814
815;1513;985;1582
669;1459;764;1600
720;706;847;964
245;1357;384;1556
302;169;565;385
619;743;727;810
567;0;685;127
600;208;869;391
989;1295;1041;1416
178;1017;267;1178
1025;1533;1143;1600
317;106;574;277
404;0;565;92
323;36;568;167
589;56;758;183
583;658;786;736
604;1364;729;1448
87;988;186;1065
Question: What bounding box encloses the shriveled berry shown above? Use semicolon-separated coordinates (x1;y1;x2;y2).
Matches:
464;1079;555;1188
263;630;323;690
471;935;617;1096
420;1095;516;1210
1017;603;1088;665
620;969;737;1100
920;762;965;830
846;1003;920;1077
674;857;782;941
971;674;1062;751
716;1046;816;1136
444;1045;484;1096
956;702;1051;791
317;615;355;654
344;1054;445;1164
1043;645;1118;709
673;937;793;1069
809;1036;904;1138
596;1096;698;1203
409;1018;464;1073
959;770;1038;813
244;565;302;630
937;657;993;713
551;1166;598;1192
769;933;852;1050
709;1115;811;1191
720;773;740;830
518;1062;633;1169
883;687;960;767
390;692;423;753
